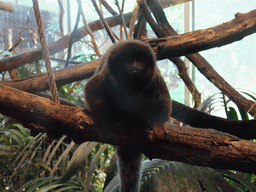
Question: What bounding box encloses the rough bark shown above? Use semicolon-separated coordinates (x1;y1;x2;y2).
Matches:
143;10;256;59
0;84;256;173
0;60;98;93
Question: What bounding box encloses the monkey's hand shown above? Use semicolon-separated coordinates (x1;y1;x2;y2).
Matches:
146;123;167;141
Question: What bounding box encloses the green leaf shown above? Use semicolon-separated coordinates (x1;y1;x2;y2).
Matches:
104;159;238;192
238;106;249;120
227;107;238;120
241;91;256;101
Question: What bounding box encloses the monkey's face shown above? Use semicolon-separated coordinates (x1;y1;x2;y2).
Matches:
108;47;156;92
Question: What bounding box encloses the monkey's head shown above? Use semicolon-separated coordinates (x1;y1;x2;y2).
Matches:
106;40;156;92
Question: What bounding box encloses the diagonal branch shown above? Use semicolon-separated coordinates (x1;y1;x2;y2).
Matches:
33;0;59;103
101;0;118;15
143;10;256;59
0;12;133;72
91;0;116;43
139;0;201;106
142;6;256;116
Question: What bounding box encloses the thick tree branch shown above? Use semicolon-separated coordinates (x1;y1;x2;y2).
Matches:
0;60;98;93
1;84;256;173
0;1;14;12
143;9;256;59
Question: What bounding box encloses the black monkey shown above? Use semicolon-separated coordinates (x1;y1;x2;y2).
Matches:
84;40;256;191
84;40;171;191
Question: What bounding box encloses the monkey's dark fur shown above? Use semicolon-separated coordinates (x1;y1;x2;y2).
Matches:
85;40;171;191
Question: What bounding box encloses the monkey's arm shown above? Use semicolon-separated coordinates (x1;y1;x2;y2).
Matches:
171;100;256;139
84;75;107;117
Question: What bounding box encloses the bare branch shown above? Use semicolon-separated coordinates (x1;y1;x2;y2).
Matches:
0;59;98;93
0;1;14;12
143;10;256;58
143;6;256;115
0;12;133;72
101;0;118;15
1;84;256;173
141;0;201;106
8;37;24;80
65;0;81;67
33;0;59;103
91;0;116;43
115;0;128;39
128;5;139;39
57;0;64;37
2;8;256;73
80;2;101;57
